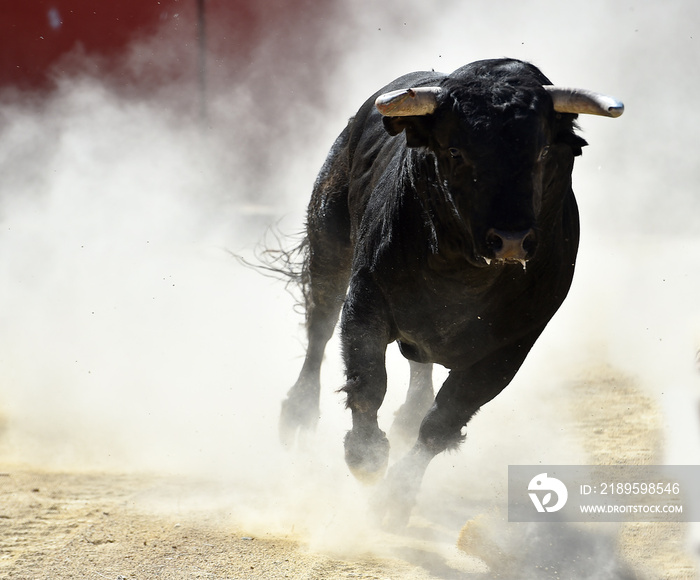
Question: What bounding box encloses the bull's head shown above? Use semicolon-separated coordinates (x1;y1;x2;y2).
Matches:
375;75;623;267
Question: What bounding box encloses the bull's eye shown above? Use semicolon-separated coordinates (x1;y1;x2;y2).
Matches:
448;147;461;159
539;145;551;161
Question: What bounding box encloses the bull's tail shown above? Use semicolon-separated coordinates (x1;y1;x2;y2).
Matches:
235;226;311;317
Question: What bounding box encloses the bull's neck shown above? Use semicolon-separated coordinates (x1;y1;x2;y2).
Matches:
399;149;477;269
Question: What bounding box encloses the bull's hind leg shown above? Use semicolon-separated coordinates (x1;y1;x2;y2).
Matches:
389;360;434;454
279;249;349;446
279;129;352;447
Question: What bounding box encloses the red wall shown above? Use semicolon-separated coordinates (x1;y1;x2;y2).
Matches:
0;1;332;92
1;1;186;90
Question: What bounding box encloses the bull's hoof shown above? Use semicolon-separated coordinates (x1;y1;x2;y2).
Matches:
279;396;319;448
344;429;390;485
371;445;434;528
370;481;413;529
370;469;420;529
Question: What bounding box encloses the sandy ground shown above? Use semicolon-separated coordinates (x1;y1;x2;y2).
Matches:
573;369;696;580
0;366;697;580
456;367;698;580
0;469;445;580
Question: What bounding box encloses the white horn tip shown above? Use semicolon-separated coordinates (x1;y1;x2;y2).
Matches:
607;100;625;118
597;93;625;117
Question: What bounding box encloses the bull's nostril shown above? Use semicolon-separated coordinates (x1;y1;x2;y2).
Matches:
486;228;536;262
486;230;504;252
522;230;537;256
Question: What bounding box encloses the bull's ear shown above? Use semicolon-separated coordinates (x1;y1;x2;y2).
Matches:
382;116;431;148
558;132;588;157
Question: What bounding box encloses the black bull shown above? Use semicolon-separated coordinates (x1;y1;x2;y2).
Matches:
278;58;623;525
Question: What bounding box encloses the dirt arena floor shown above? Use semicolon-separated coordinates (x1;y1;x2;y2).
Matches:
1;366;696;580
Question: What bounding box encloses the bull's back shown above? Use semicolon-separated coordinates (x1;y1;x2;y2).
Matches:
306;124;353;252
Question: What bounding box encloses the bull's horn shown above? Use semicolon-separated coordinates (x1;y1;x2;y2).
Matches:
375;87;442;116
545;86;624;118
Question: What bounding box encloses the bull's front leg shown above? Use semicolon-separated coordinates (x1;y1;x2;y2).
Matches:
376;338;540;527
340;273;392;484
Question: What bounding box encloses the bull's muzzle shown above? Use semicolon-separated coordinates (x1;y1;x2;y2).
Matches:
486;228;537;264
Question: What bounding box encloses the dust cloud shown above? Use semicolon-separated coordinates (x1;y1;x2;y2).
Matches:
1;1;699;577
